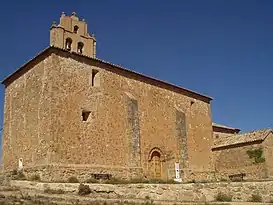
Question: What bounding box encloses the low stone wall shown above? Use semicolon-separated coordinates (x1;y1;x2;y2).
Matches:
3;165;219;183
181;169;218;182
216;164;269;181
10;180;273;203
7;164;143;182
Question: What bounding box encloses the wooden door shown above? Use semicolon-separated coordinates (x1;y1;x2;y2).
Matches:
151;151;161;178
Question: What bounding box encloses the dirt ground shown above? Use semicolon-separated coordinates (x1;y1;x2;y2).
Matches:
0;185;197;205
0;185;271;205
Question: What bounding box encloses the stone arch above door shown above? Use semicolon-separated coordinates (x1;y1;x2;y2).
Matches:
148;147;165;179
148;147;165;162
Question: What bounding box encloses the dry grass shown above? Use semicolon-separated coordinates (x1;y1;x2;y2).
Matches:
44;188;65;194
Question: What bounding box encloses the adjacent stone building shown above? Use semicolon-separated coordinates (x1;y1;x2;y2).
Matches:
1;12;215;181
212;128;273;180
212;123;240;146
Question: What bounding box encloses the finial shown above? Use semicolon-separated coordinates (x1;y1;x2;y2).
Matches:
51;20;57;27
92;33;95;37
61;12;65;17
72;12;76;16
82;18;85;22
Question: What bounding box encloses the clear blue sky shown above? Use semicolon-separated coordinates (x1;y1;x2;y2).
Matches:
0;0;272;134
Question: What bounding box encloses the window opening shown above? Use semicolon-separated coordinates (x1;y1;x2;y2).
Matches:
77;42;84;54
74;25;79;33
65;38;72;51
82;110;91;121
92;69;99;87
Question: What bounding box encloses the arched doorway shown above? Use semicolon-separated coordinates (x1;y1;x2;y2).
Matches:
148;148;163;179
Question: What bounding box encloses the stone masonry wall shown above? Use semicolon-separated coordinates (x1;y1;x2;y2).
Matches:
175;109;188;168
17;164;143;182
126;94;141;167
213;142;268;180
10;180;273;203
263;133;273;178
52;51;214;179
2;49;214;181
2;53;54;170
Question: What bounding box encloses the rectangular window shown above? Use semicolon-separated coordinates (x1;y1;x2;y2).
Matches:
82;110;91;121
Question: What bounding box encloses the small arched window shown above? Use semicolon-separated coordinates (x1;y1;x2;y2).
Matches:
77;42;84;54
65;38;72;51
91;69;99;87
73;25;79;33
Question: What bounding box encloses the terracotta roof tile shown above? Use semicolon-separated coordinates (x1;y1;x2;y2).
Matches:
212;122;240;131
213;128;273;149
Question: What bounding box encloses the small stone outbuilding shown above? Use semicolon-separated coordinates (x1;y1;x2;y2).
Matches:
212;128;273;180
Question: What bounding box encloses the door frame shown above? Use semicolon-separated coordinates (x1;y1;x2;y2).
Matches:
148;147;165;179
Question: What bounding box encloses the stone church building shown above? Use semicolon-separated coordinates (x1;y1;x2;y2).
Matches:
1;12;271;182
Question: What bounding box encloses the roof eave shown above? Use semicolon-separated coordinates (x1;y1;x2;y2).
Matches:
1;46;213;102
262;129;273;141
1;46;52;86
69;49;213;102
212;129;273;150
212;123;241;132
212;139;264;150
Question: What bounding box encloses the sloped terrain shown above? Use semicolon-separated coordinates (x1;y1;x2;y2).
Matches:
0;185;271;205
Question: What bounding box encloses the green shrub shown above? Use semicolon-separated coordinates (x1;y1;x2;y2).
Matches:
246;148;265;164
11;169;18;176
250;193;262;202
44;188;65;194
145;196;150;200
78;183;91;196
186;179;196;183
30;174;41;181
215;192;232;202
18;171;26;180
12;170;26;180
67;176;79;183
